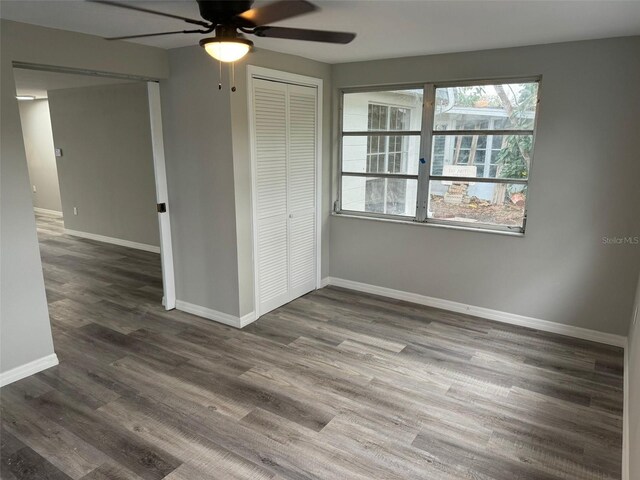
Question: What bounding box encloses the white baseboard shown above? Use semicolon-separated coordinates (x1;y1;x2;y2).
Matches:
175;300;256;329
0;354;59;387
325;277;627;348
64;229;160;253
240;311;258;328
622;343;629;480
34;207;63;218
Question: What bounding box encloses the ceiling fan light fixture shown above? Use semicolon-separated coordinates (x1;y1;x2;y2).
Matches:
200;37;253;62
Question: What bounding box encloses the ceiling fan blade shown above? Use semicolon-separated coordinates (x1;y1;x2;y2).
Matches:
89;0;210;27
237;0;317;27
106;29;208;40
253;26;355;44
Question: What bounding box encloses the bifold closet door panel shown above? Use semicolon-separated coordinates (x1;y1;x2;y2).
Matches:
253;79;290;314
287;84;317;299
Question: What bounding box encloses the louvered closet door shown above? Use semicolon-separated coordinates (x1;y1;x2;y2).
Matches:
287;84;317;300
253;79;290;315
252;78;318;317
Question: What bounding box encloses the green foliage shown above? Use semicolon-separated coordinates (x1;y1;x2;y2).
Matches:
497;83;537;193
497;135;531;179
437;86;502;109
455;86;485;107
464;86;501;107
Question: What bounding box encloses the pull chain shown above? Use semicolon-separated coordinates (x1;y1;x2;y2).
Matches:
216;61;238;93
231;62;236;92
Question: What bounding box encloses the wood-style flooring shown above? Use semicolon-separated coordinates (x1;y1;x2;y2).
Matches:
0;214;624;479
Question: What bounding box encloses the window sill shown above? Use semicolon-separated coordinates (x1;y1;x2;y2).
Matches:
330;211;525;237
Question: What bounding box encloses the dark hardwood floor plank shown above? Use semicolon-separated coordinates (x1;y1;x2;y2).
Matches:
97;397;276;480
74;323;189;368
2;390;111;479
1;446;74;480
172;360;336;432
0;429;28;458
79;462;146;480
28;390;181;480
35;363;121;410
108;355;254;420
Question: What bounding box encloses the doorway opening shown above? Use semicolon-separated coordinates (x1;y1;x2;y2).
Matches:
14;64;176;329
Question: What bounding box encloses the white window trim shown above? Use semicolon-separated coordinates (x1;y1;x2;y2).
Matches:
336;76;541;235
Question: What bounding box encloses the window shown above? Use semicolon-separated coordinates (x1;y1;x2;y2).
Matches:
364;104;411;214
340;89;423;217
339;80;540;233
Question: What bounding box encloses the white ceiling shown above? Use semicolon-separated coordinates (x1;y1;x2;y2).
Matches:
2;1;640;63
13;68;134;99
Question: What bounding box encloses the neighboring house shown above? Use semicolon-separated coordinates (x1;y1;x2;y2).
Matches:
432;94;534;203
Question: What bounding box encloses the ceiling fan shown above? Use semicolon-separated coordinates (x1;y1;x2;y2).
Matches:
92;0;356;63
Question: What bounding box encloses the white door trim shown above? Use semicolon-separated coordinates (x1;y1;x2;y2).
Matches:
247;66;323;319
147;82;176;310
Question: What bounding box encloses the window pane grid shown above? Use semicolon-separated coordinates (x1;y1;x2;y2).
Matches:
428;176;527;184
342;131;421;136
340;81;538;232
430;130;533;136
430;133;532;181
342;173;419;179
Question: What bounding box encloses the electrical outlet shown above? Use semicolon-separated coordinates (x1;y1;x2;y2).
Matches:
32;185;37;193
54;148;63;157
73;207;78;216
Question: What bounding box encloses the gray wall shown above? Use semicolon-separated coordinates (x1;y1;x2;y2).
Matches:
18;99;62;213
230;49;332;317
0;19;167;376
628;272;640;480
160;46;240;316
330;37;640;336
48;82;159;247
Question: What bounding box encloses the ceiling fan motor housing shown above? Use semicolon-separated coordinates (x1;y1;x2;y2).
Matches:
196;0;255;24
214;24;244;39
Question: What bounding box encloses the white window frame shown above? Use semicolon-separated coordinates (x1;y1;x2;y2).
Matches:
336;77;541;235
365;103;411;174
339;85;423;221
364;102;412;215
